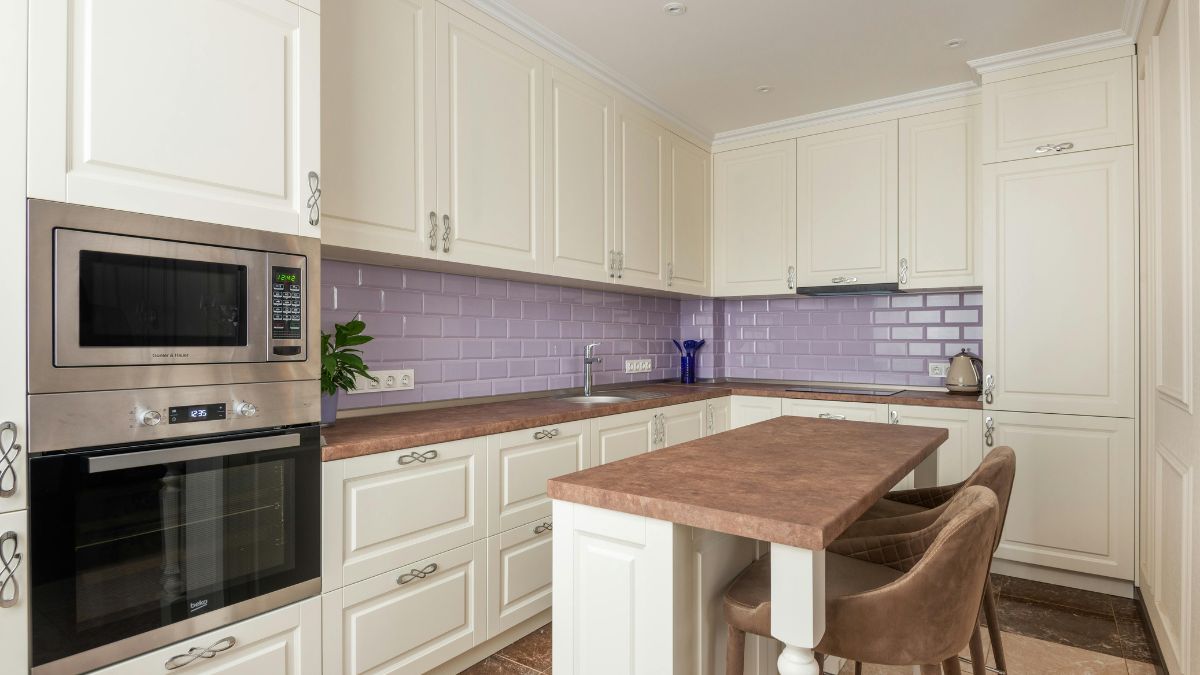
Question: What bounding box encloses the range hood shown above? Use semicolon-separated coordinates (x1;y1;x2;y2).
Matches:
796;282;900;296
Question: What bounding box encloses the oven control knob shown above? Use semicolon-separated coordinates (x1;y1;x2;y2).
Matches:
236;402;258;418
141;410;162;427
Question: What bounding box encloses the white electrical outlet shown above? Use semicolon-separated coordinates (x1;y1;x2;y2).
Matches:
624;359;652;374
348;368;415;394
928;362;950;378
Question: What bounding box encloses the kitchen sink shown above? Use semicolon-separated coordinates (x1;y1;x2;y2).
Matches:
555;390;670;404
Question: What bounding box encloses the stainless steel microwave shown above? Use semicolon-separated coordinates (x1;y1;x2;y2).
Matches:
28;200;321;394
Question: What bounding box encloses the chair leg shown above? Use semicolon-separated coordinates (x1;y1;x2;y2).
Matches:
920;665;943;675
854;661;862;675
942;656;963;675
815;652;825;674
967;624;987;675
725;624;746;675
982;577;1007;673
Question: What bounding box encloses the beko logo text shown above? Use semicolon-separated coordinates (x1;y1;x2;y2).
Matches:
152;353;189;358
189;599;209;613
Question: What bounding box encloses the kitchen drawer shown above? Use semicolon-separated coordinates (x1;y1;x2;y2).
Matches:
487;517;554;638
780;398;889;423
94;597;320;675
323;541;486;674
488;421;588;535
322;437;486;590
982;57;1134;163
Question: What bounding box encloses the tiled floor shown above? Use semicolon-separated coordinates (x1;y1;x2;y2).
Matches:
460;575;1162;674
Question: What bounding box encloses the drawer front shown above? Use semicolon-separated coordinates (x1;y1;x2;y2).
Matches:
780;398;888;423
94;597;320;675
659;401;707;448
489;421;587;534
324;542;485;675
983;57;1134;163
324;437;486;588
591;408;657;466
487;517;554;638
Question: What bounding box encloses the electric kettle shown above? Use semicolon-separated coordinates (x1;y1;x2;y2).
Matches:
945;348;983;395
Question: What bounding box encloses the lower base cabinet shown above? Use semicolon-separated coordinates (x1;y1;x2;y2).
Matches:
730;395;781;428
591;407;658;465
659;401;708;447
487;517;554;637
706;397;731;435
0;510;26;673
95;597;321;675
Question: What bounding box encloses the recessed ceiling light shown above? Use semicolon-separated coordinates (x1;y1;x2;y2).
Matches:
944;38;965;49
663;2;687;16
755;85;773;94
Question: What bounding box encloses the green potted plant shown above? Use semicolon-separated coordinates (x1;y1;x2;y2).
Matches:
320;318;378;425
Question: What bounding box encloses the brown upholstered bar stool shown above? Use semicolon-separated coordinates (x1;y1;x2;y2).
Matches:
841;447;1017;675
723;486;1001;675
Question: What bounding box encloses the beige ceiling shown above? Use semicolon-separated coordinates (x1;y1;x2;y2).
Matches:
501;0;1128;136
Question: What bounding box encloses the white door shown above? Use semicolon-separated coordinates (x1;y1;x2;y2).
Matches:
436;4;541;270
899;106;979;290
795;121;898;288
982;57;1135;163
889;405;984;487
781;398;889;423
989;411;1135;580
542;67;615;282
713;141;797;296
981;147;1137;417
28;0;320;236
486;519;554;638
730;396;782;428
591;409;657;465
488;421;588;534
658;402;707;448
666;135;711;295
321;0;436;256
706;398;732;435
615;103;668;290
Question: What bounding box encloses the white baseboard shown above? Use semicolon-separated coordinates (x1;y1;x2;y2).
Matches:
991;558;1136;598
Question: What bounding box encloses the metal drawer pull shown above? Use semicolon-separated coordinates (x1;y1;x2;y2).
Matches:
984;416;995;447
397;562;439;585
898;257;909;285
830;276;857;284
889;410;900;424
533;428;560;440
817;413;846;420
533;522;553;534
983;374;995;405
1034;142;1075;154
428;211;439;250
164;636;237;670
786;266;796;290
0;531;20;609
0;422;20;498
306;171;321;227
398;449;439;465
442;215;451;253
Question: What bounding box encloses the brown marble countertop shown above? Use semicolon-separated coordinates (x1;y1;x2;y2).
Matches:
320;381;978;462
547;416;948;549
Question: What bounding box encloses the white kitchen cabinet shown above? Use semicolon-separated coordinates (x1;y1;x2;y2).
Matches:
435;4;541;271
0;510;27;671
486;518;554;638
730;396;782;428
898;106;980;290
590;408;658;466
488;421;588;535
658;401;708;448
982;57;1135;164
322;542;486;675
706;397;732;436
795;121;898;288
615;102;669;289
981;146;1137;417
321;0;436;256
542;66;615;282
321;437;486;590
95;597;320;675
666;135;711;295
781;398;890;423
28;0;320;236
713;140;798;296
989;411;1135;580
888;405;983;487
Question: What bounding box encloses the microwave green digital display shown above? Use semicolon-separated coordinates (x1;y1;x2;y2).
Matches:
275;272;298;283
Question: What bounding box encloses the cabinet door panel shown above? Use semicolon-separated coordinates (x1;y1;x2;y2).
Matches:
706;397;732;435
713;141;797;295
796;121;898;287
667;136;710;294
780;398;889;423
487;519;554;637
889;405;983;487
436;5;540;270
616;105;667;289
0;511;26;671
322;0;435;255
659;402;706;448
591;409;656;465
982;148;1136;417
489;421;587;534
729;396;782;429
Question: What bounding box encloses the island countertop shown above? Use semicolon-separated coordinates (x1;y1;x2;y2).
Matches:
546;416;948;550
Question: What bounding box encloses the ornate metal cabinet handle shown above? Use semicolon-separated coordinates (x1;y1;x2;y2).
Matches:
817;413;846;420
533;428;560;440
609;250;616;278
0;531;20;609
898;257;909;285
1034;142;1075;154
398;449;439;465
0;422;20;498
306;171;321;227
397;562;439;585
533;522;553;534
617;251;624;278
786;265;796;290
984;416;995;447
889;410;900;424
428;211;439;250
830;276;857;284
164;636;237;670
983;374;995;404
442;215;451;253
706;403;714;434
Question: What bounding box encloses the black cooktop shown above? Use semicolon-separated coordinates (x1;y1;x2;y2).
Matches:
785;386;901;396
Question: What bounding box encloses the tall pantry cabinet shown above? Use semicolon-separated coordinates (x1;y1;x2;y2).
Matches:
980;48;1139;584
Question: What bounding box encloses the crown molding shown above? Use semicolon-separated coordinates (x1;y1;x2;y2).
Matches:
460;0;713;143
967;29;1134;75
1121;0;1149;37
711;80;980;148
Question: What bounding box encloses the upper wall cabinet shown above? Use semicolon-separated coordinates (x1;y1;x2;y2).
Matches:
665;135;711;295
322;0;436;256
795;120;898;288
28;0;320;237
541;66;615;283
713;140;797;296
982;57;1134;164
615;103;668;289
898;106;979;289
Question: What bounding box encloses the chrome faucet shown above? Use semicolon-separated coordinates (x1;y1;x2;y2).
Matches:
583;343;603;397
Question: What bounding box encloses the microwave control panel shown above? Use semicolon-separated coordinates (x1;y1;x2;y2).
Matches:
271;266;303;341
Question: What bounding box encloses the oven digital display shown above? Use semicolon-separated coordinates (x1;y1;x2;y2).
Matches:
168;403;227;424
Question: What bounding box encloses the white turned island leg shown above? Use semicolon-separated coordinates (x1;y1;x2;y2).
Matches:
770;543;826;675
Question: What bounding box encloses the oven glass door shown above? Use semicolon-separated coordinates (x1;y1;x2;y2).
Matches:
29;427;320;671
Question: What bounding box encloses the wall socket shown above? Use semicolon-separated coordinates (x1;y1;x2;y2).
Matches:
348;369;415;394
624;358;653;374
928;362;950;378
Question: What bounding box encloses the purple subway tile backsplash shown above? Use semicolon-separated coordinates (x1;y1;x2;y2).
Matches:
322;259;984;409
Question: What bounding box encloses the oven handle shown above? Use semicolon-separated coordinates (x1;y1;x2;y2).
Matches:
87;433;302;474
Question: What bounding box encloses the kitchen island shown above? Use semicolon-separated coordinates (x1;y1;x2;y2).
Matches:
547;416;948;675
